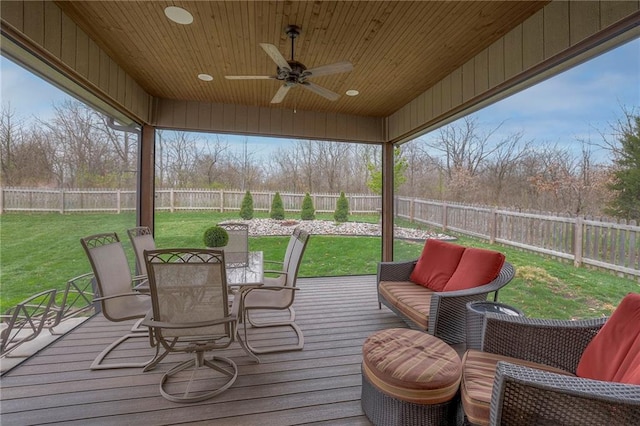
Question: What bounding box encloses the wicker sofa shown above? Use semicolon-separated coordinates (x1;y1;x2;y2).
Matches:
460;292;640;425
377;239;515;345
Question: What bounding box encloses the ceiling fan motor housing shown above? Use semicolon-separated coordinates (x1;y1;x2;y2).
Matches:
277;60;308;84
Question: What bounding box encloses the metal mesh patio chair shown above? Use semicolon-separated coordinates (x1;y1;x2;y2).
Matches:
142;248;239;402
80;232;154;370
219;222;249;265
127;226;156;279
240;229;310;354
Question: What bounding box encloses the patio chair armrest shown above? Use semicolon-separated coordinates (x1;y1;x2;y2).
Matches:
482;315;606;373
377;259;417;282
132;275;148;289
490;361;640;426
246;285;299;291
94;292;150;303
240;286;298;305
263;269;288;275
230;295;241;317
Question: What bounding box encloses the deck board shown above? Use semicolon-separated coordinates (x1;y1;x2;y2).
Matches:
1;276;410;425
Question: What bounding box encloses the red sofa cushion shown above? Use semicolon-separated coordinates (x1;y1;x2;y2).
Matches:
576;292;640;384
444;248;505;292
409;239;465;291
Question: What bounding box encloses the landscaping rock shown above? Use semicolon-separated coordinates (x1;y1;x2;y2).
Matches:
220;218;454;241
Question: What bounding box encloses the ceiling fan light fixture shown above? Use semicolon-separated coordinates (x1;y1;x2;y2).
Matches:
198;73;213;81
346;90;359;96
164;6;193;25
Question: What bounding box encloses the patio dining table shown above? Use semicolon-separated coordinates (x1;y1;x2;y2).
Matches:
225;250;264;363
226;250;263;287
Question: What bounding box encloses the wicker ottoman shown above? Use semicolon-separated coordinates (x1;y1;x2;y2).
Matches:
361;328;463;426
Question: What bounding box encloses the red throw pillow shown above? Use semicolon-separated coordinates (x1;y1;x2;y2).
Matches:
576;293;640;384
409;239;465;291
443;248;505;292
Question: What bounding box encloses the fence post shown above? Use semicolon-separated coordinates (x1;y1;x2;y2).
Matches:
116;190;121;214
59;189;64;214
170;189;174;213
442;202;448;232
409;198;415;223
0;187;3;214
219;190;224;213
489;208;497;244
574;216;583;267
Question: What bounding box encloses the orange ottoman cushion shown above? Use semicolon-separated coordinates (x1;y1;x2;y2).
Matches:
362;328;461;404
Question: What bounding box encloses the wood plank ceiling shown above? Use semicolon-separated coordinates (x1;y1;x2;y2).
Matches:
55;1;549;118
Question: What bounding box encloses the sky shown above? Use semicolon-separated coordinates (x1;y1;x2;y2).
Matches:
468;37;639;159
1;37;639;162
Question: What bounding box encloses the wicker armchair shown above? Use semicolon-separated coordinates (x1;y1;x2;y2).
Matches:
461;307;640;425
377;260;514;345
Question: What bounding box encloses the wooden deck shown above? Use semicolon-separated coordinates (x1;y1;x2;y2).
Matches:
1;276;412;425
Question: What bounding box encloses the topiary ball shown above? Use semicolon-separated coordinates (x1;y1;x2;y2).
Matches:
203;225;229;247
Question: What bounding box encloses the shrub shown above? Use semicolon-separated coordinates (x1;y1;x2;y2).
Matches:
203;225;229;247
270;192;285;220
239;190;254;220
334;191;349;222
301;192;315;220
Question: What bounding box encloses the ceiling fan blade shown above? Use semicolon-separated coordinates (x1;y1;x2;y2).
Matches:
301;82;340;101
224;75;275;80
271;85;291;103
260;43;291;71
305;61;353;78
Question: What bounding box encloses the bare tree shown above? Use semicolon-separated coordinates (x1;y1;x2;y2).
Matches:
315;141;353;192
198;135;230;187
397;141;441;198
296;140;317;192
95;115;139;188
424;116;509;179
265;146;301;192
163;131;202;187
482;132;530;205
0;104;23;186
42;100;116;187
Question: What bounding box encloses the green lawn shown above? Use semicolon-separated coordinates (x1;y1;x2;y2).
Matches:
1;211;637;319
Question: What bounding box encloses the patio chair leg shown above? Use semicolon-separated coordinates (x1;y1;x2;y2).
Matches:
90;317;161;370
235;329;261;363
242;308;304;355
90;331;158;370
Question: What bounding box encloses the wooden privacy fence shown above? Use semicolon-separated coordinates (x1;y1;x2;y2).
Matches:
0;187;381;214
397;197;640;278
1;187;638;278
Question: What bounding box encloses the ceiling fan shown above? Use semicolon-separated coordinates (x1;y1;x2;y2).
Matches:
225;25;353;104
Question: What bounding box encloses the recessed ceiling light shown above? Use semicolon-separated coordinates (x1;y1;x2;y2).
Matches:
346;89;359;96
164;6;193;25
198;74;213;81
